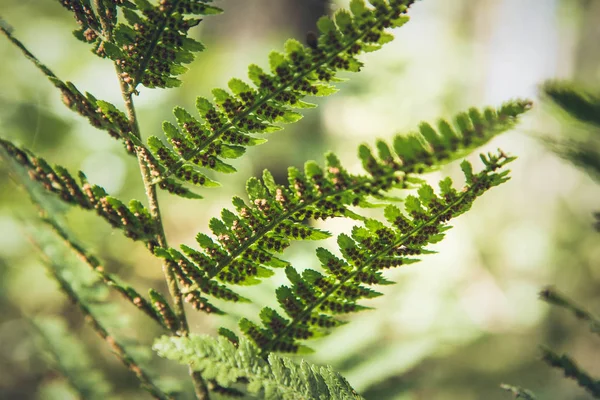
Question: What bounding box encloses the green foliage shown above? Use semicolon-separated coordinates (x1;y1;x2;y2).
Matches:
540;287;600;337
541;81;600;183
540;347;600;398
1;0;535;398
0;138;157;244
154;334;363;399
538;288;600;398
27;223;175;400
501;80;600;400
241;151;516;354
154;101;530;328
58;0;222;89
0;24;136;150
32;317;113;399
147;0;416;197
543;81;600;127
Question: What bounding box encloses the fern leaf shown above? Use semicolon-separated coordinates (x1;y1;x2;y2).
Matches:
540;287;600;337
540;346;600;398
29;225;176;400
148;0;418;195
542;81;600;127
154;334;364;399
243;150;516;355
32;318;113;400
154;101;530;313
0;138;157;244
0;25;137;151
57;0;221;90
38;213;178;331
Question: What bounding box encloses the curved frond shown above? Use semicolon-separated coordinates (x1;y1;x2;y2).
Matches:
154;334;364;399
0;138;156;244
33;318;113;400
148;0;418;195
542;81;600;127
155;101;530;314
29;226;176;400
0;25;136;151
239;150;516;355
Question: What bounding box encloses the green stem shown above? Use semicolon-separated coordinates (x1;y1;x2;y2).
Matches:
108;21;210;397
118;84;210;400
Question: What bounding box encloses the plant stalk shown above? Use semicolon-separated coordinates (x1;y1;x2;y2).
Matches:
118;84;210;400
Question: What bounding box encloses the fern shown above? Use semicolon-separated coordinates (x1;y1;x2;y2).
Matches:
1;0;535;398
154;334;363;399
145;0;417;196
0;138;159;243
154;101;530;319
32;317;113;400
241;151;515;354
538;288;600;398
26;223;176;400
501;80;600;400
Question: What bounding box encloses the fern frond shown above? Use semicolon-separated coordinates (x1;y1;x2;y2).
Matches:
542;81;600;127
154;334;364;399
155;101;530;313
42;214;180;331
540;287;600;337
540;346;600;398
29;228;175;400
0;25;137;151
0;138;157;244
147;0;418;195
239;150;516;355
57;0;222;89
32;318;113;400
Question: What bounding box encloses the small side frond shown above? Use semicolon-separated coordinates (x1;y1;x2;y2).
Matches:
154;334;364;400
0;25;136;150
540;346;600;399
32;318;113;400
0;138;157;244
57;0;222;90
41;214;178;332
148;0;418;195
542;81;600;127
156;101;530;314
539;287;600;337
242;151;516;355
29;227;175;400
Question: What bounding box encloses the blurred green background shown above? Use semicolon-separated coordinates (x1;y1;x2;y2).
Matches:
1;0;599;399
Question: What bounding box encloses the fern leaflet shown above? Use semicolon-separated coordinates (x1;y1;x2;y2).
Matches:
239;151;516;355
146;0;417;196
0;138;157;243
155;101;530;315
154;334;363;400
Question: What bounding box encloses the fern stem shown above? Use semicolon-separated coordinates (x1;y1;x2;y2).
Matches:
151;0;416;185
259;157;509;356
115;65;211;400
